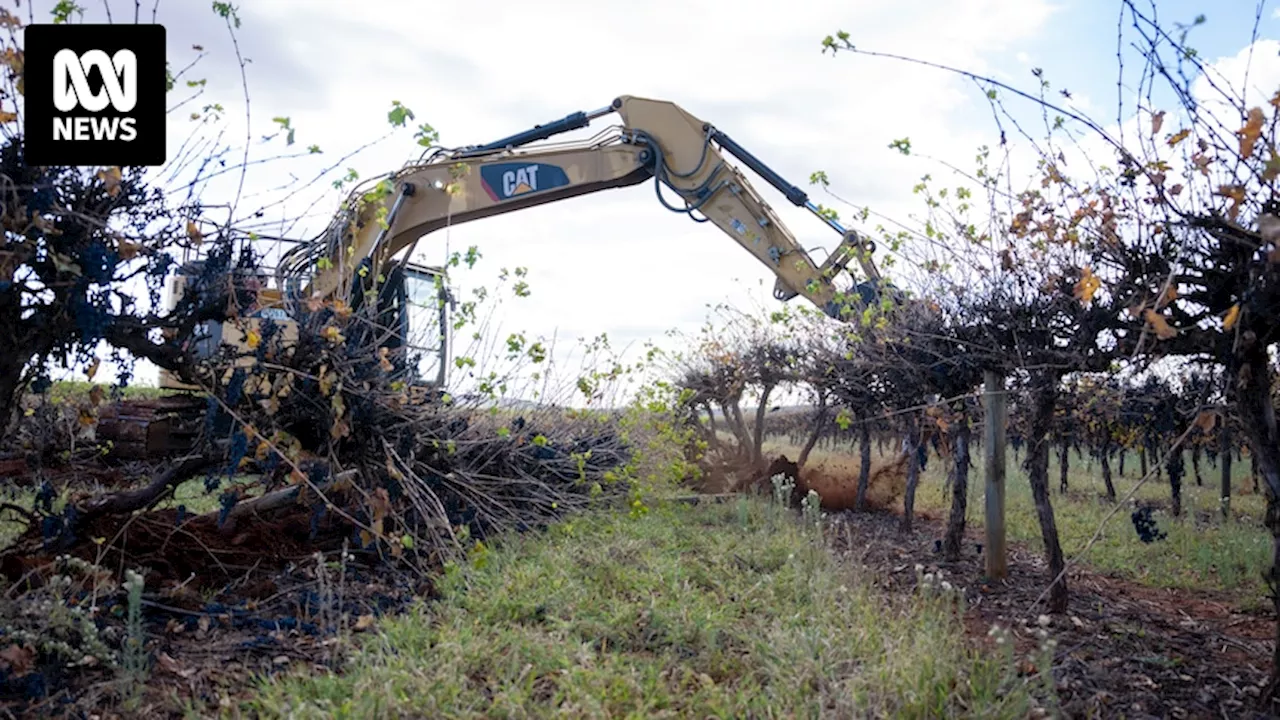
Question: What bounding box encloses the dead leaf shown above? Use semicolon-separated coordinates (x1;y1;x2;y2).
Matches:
118;239;141;260
1151;110;1165;135
370;487;392;523
321;325;345;344
185;220;203;245
1223;303;1241;330
1167;128;1191;146
88;385;104;407
85;358;100;381
0;644;34;676
245;328;262;350
378;346;394;372
1073;266;1101;303
0;9;22;28
1193;411;1218;433
2;48;22;75
354;614;376;631
0;111;15;124
156;651;195;678
330;418;350;440
1216;184;1246;220
1156;285;1178;310
96;167;122;197
1238;107;1265;158
1143;309;1178;340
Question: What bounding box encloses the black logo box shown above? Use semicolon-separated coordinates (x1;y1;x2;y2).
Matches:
23;24;166;167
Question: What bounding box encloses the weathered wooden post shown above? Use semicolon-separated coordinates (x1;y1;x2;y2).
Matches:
983;370;1008;579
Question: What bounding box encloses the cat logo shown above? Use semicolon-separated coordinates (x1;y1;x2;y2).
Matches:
480;162;571;202
504;166;539;196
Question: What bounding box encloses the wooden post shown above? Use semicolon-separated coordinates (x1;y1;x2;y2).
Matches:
983;370;1008;580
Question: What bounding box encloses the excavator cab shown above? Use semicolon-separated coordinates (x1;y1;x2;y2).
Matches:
348;257;452;391
156;256;453;394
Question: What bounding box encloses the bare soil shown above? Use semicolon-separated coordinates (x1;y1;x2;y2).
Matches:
826;507;1277;719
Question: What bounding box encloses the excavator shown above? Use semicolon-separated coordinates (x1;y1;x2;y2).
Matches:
97;94;889;458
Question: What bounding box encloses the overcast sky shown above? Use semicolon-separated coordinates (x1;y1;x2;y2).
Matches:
20;0;1280;396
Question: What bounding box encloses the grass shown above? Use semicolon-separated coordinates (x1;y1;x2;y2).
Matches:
249;497;1037;719
767;436;1272;600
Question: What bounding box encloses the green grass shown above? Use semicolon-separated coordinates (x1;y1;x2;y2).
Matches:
249;497;1036;719
769;437;1271;600
44;380;174;404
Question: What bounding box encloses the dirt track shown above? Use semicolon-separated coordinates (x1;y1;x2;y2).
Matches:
827;507;1277;719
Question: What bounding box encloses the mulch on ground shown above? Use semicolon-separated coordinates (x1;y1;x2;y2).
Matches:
826;507;1276;719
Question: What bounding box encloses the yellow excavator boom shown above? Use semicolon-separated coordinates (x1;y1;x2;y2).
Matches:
275;95;883;323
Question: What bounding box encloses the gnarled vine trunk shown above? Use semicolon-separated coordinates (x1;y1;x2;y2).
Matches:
750;385;774;468
1166;448;1184;518
855;420;872;510
1026;375;1068;613
797;393;829;470
1100;445;1117;502
942;414;972;561
1058;442;1070;494
900;420;922;533
1222;424;1233;521
1230;347;1280;699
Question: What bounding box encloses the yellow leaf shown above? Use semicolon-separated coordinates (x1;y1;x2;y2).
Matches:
0;111;15;124
245;328;261;350
354;614;376;631
378;346;394;372
1151;110;1165;135
1143;309;1177;340
2;48;22;75
185;220;203;245
85;358;100;381
1073;266;1101;303
1223;303;1241;330
330;419;350;440
96;167;122;197
1167;128;1191;146
321;325;345;344
1238;107;1265;158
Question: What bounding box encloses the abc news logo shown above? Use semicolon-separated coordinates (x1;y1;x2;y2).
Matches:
24;24;165;166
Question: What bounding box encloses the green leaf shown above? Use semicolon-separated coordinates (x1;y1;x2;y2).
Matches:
211;1;241;27
387;100;415;128
51;0;85;23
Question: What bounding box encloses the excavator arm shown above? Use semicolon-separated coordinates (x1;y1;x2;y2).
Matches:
276;95;883;321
